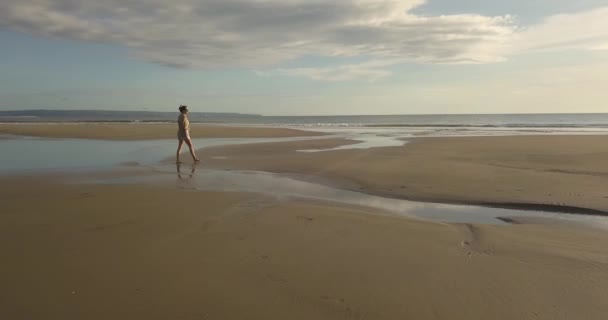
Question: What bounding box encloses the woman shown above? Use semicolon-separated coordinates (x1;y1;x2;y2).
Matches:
176;105;200;163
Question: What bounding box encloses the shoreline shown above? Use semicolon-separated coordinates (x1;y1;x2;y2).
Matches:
4;122;608;141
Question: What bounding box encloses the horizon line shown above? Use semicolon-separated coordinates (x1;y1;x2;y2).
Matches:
1;109;607;117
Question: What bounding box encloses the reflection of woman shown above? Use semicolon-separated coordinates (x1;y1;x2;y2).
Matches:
176;105;200;163
177;162;196;179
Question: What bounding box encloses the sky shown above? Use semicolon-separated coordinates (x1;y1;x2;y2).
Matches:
0;0;607;115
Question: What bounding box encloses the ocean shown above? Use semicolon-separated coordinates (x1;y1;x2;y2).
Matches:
2;111;608;130
236;113;608;129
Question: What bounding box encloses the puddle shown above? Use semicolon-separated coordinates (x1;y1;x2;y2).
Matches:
0;133;409;170
0;136;326;172
299;136;407;152
296;126;608;152
88;164;608;229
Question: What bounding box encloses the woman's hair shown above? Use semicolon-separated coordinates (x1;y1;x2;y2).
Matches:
179;105;188;113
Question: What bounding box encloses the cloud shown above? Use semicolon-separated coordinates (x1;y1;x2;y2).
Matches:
261;59;397;82
0;0;515;72
2;1;605;82
512;7;608;53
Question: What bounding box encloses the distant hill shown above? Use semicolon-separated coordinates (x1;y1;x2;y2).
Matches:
0;110;262;123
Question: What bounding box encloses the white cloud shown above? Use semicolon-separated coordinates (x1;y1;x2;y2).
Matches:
0;0;515;71
2;1;606;82
296;5;608;81
513;7;608;53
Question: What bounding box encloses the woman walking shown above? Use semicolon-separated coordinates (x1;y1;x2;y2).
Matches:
176;105;200;163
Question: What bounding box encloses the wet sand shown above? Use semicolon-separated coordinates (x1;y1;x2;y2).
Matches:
0;123;324;140
2;130;608;319
1;177;608;320
201;135;608;213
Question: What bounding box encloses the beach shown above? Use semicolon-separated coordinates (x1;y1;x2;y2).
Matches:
2;124;608;319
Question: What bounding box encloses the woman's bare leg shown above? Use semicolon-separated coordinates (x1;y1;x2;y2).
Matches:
185;139;200;161
176;139;184;163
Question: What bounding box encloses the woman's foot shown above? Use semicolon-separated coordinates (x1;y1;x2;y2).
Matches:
194;158;201;162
